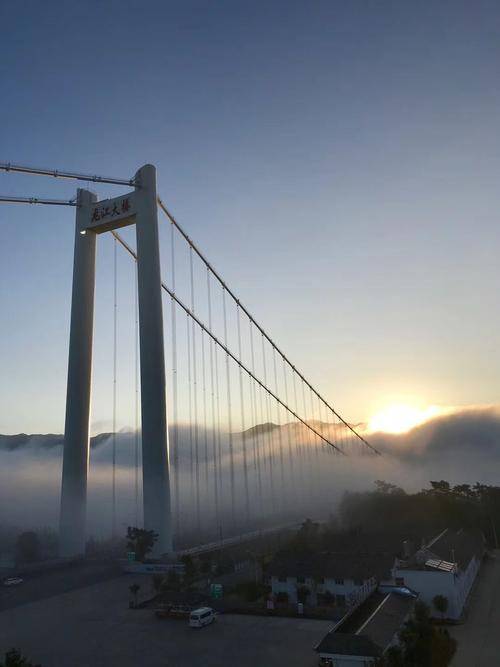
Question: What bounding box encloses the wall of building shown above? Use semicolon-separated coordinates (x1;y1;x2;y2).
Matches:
393;556;480;620
454;555;480;617
271;575;376;608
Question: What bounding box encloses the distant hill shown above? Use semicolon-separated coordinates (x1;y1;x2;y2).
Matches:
0;419;364;452
0;432;113;452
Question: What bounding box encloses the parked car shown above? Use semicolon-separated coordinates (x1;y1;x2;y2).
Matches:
189;607;216;628
154;604;173;618
3;577;23;586
168;605;192;619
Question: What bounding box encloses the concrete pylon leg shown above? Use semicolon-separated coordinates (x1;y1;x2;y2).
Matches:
59;189;97;558
135;165;172;555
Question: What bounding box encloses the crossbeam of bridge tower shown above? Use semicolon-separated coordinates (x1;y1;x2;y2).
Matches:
59;164;172;557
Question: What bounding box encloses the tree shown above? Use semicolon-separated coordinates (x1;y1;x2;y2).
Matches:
429;481;451;495
129;583;141;608
433;595;448;621
374;480;405;496
151;574;163;592
395;601;456;667
200;558;211;574
161;569;180;591
15;532;41;564
126;527;158;561
432;628;457;666
181;555;197;581
290;519;321;551
0;649;41;667
322;591;335;606
297;586;310;604
383;646;405;667
398;601;433;666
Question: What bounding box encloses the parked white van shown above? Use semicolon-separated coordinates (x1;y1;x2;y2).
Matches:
189;607;216;628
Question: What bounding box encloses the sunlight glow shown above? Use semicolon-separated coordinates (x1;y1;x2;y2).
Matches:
368;404;442;435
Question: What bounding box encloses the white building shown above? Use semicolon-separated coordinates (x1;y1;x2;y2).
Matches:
392;528;484;620
268;552;390;611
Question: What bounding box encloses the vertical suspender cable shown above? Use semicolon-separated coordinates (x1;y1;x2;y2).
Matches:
134;261;140;527
249;322;263;515
170;222;180;538
257;383;267;510
261;335;275;510
310;388;322;467
112;237;117;538
222;288;236;527
302;379;315;507
237;305;250;522
272;347;286;515
294;372;310;508
207;269;220;533
214;343;223;540
190;248;201;533
186;312;194;528
201;328;209;511
282;357;297;508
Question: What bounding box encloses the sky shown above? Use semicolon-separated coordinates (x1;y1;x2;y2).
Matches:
1;0;500;434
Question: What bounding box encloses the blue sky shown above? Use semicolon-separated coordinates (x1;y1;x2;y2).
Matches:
1;0;500;433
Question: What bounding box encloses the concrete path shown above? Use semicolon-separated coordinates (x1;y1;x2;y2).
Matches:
451;552;500;667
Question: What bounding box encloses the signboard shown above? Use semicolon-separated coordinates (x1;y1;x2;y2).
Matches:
84;192;136;234
119;560;185;575
210;583;223;599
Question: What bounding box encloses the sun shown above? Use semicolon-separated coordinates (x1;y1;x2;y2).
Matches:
368;404;440;435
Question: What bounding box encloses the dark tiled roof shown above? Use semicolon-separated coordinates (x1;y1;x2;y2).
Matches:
316;633;382;657
399;528;485;571
358;592;414;650
316;592;415;657
323;531;419;559
268;551;394;581
428;529;484;570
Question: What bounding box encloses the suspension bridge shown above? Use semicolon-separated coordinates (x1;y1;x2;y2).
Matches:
0;162;381;559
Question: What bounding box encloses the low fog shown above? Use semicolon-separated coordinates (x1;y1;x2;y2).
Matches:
1;405;499;545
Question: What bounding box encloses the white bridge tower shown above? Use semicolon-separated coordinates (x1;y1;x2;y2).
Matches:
59;164;172;557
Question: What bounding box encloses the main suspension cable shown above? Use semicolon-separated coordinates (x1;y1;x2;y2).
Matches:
111;230;344;455
157;197;379;456
0;161;135;186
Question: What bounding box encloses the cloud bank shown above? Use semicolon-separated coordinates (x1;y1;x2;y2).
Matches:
1;406;499;538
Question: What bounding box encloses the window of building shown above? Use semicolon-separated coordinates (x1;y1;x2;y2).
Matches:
334;578;344;585
317;577;325;585
354;578;364;586
336;594;346;607
395;577;405;586
296;576;305;584
278;576;287;583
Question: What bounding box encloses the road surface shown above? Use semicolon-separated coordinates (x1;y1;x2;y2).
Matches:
0;573;332;666
451;551;500;667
